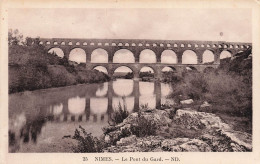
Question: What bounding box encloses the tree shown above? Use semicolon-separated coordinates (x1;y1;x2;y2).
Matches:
8;29;23;45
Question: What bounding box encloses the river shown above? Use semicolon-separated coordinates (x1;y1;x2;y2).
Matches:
8;79;174;152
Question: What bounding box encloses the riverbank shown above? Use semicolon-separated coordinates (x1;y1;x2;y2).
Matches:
106;109;251;152
9;44;109;94
70;104;252;152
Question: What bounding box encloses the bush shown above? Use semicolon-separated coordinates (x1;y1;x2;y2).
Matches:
71;125;105;153
8;29;110;93
109;97;129;125
139;71;154;78
170;72;208;101
204;71;251;118
162;71;182;83
76;70;109;84
125;72;134;79
130;112;157;137
140;103;149;110
170;70;252;119
8;36;109;93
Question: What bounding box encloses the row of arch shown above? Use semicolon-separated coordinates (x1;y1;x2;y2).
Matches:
92;65;214;77
49;47;235;64
41;40;250;49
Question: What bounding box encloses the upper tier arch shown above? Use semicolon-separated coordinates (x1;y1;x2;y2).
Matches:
38;38;252;65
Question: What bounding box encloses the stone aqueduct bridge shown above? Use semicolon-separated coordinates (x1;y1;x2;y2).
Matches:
38;38;252;79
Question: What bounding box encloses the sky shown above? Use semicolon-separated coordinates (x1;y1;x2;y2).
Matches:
9;8;251;72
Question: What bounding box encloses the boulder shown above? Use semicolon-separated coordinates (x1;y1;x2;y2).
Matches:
180;99;194;105
173;109;230;130
161;138;212;152
116;135;137;146
179;139;211;152
200;101;211;108
123;109;172;126
199;101;212;112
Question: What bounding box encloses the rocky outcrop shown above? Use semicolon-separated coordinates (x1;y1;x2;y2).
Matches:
102;108;252;152
180;99;194;105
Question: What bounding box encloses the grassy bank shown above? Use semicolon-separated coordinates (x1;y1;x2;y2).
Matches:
9;33;109;94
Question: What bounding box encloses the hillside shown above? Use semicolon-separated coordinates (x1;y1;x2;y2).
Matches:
9;44;109;93
218;48;252;74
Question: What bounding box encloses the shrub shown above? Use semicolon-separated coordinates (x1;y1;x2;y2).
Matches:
162;71;182;83
8;29;110;93
140;103;149;110
139;71;154;78
170;69;252;119
125;72;134;79
130;112;157;137
109;97;129;125
204;71;251;118
170;72;208;102
71;125;105;153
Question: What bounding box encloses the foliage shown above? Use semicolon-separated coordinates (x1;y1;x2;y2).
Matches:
71;125;105;153
8;29;24;45
161;71;182;83
140;103;149;110
109;97;129;125
139;71;154;78
171;72;209;101
8;29;109;93
130;112;157;137
125;72;134;79
170;50;252;119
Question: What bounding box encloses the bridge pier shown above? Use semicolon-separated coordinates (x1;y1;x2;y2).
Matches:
62;100;69;121
155;65;162;81
85;94;91;121
107;81;113;116
155;80;161;109
133;80;139;112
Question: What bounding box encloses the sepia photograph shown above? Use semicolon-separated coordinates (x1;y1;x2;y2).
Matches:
1;0;260;163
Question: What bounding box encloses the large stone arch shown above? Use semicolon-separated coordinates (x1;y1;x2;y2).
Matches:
48;47;65;58
138;65;158;78
113;49;135;63
92;65;109;74
182;50;198;64
185;66;198;72
161;66;177;72
111;65;138;78
69;47;87;64
202;49;215;64
161;50;178;64
139;49;157;63
220;50;233;59
91;48;109;63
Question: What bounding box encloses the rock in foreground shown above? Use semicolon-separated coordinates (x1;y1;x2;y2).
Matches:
103;108;252;152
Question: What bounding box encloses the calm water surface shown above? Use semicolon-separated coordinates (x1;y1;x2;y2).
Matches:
9;79;174;152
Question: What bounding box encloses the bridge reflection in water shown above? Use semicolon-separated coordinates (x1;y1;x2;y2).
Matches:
9;79;174;152
50;79;165;123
